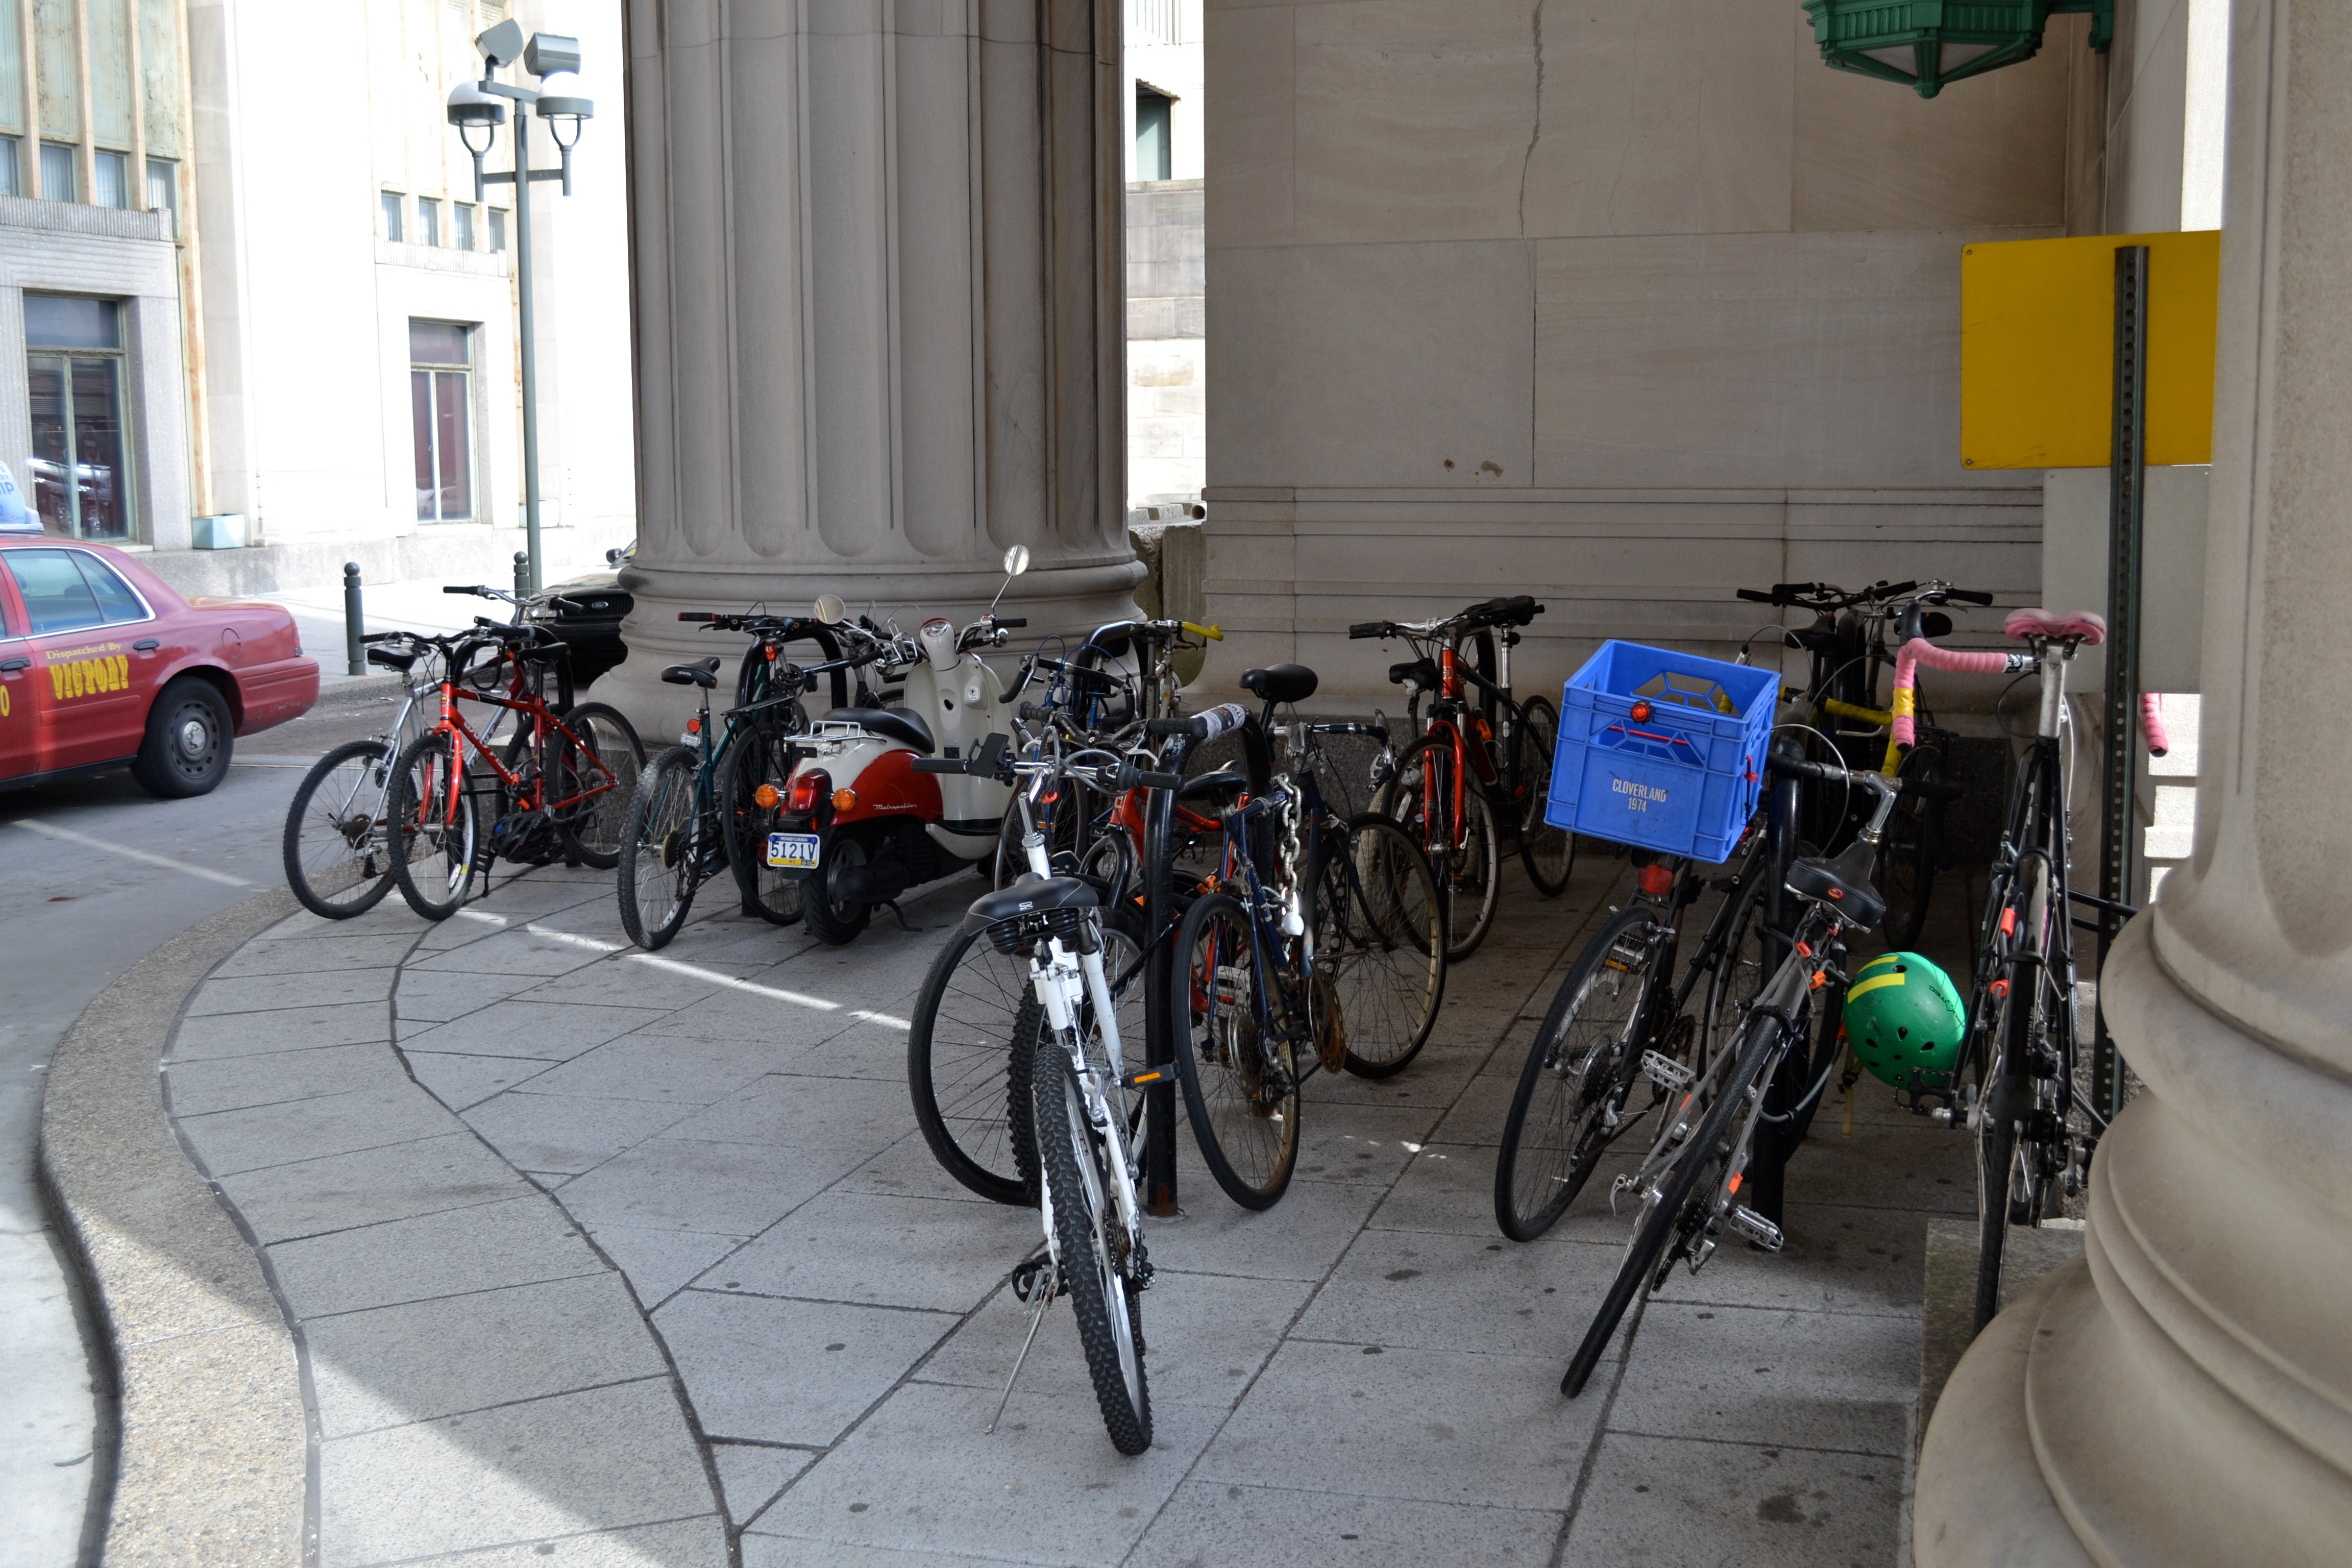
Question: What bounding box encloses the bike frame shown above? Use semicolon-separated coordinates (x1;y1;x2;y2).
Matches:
426;654;616;830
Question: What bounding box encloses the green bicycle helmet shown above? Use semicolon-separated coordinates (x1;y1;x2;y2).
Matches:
1843;952;1966;1092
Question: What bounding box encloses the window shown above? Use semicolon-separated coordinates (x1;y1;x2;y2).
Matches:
488;207;506;252
415;196;439;248
146;159;178;236
3;549;146;633
381;190;403;242
1135;89;1173;181
409;321;474;523
25;297;132;543
452;202;475;251
93;150;128;208
39;142;74;202
0;137;18;198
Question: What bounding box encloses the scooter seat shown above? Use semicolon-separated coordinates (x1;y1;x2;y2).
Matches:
961;874;1099;934
823;706;936;754
1241;664;1318;705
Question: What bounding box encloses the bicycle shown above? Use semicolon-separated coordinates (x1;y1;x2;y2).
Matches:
385;614;645;918
1492;739;1847;1242
912;729;1187;1453
1163;667;1449;1210
1353;595;1574;961
617;611;862;948
1892;608;2167;1333
1560;769;1903;1398
281;630;453;919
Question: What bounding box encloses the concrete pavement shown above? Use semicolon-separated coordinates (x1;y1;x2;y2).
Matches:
63;843;1971;1566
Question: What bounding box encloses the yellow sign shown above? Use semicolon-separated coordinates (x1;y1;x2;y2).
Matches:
1959;230;2219;469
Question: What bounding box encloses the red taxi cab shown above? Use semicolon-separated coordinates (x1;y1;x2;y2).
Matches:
0;537;319;797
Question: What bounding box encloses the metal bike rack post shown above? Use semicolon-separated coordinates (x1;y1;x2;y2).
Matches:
513;550;532;600
2094;244;2150;1122
1140;734;1187;1217
343;562;365;676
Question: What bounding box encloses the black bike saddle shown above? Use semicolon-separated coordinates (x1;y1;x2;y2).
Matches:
1240;664;1318;706
1785;838;1887;932
961;874;1100;934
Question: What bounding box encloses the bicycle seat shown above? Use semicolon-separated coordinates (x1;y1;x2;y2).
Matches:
1241;664;1318;705
1180;767;1246;802
365;645;420;673
822;706;936;754
1784;839;1886;932
961;873;1099;933
662;657;724;689
2004;607;2106;645
1388;657;1439;691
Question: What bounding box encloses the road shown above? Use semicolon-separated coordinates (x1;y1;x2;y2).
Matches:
0;685;397;1567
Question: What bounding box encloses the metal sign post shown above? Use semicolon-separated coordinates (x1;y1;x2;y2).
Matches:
2094;245;2150;1121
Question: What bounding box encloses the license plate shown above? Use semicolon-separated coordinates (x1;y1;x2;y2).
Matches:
766;832;821;870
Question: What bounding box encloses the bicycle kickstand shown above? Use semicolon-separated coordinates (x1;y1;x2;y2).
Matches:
988;1254;1057;1436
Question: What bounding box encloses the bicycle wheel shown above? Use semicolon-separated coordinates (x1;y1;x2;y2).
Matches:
1032;1032;1153;1454
283;739;399;919
386;731;482;920
1494;905;1667;1242
1316;813;1447;1079
1698;875;1769;1064
1380;735;1503;962
722;722;804;925
1170;892;1301;1210
1971;888;2053;1332
909;922;1045;1206
547;702;644;869
1562;1015;1780;1397
1513;696;1577;898
618;747;705;950
1875;745;1944;950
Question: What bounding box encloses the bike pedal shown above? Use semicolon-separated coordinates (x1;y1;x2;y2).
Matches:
1640;1050;1694;1093
1009;1257;1055;1304
1727;1206;1783;1252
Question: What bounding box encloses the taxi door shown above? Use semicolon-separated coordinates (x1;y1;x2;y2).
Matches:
2;546;149;773
0;565;32;779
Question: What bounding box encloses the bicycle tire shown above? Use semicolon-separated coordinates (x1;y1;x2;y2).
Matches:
1972;933;2043;1333
720;720;804;925
1032;1033;1153;1454
1513;696;1577;898
283;739;399;919
386;731;482;920
618;747;704;950
1170;891;1301;1210
1563;1015;1780;1397
1875;745;1944;950
1494;905;1665;1242
1380;734;1503;962
1317;813;1447;1079
1698;875;1769;1065
546;702;644;869
908;921;1046;1206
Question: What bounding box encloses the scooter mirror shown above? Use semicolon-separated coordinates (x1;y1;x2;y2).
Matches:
813;593;846;624
1002;544;1031;577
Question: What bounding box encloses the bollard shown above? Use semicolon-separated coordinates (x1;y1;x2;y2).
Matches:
343;562;364;676
513;550;532;601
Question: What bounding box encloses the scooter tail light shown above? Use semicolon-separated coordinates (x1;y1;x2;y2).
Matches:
787;769;829;816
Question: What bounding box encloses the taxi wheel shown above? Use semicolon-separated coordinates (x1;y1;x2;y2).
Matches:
131;677;234;799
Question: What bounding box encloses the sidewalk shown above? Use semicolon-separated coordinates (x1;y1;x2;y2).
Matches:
130;850;1962;1566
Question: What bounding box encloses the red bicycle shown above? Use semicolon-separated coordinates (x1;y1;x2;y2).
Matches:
386;604;644;919
1352;595;1573;960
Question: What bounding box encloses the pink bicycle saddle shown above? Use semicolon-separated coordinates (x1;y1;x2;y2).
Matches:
2005;607;2106;645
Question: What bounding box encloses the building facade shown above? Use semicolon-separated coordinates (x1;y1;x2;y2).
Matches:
1123;0;1203;509
0;0;633;597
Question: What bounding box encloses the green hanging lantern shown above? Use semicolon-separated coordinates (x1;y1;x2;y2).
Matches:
1802;1;2112;100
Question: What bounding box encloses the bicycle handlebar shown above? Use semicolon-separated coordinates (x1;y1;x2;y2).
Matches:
2141;693;2170;758
1890;638;2031;748
1946;589;1996;606
1143;701;1250;743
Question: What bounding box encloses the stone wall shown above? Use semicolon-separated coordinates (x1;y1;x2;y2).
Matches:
1202;4;2101;707
1128;178;1205;504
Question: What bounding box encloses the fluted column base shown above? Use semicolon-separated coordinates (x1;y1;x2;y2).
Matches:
1916;921;2352;1566
587;550;1144;742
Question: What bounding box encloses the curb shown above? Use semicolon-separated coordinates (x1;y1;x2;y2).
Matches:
40;887;310;1567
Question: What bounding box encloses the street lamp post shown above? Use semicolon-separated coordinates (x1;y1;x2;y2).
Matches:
448;20;594;594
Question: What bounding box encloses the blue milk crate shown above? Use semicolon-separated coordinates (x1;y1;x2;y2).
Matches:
1545;642;1779;864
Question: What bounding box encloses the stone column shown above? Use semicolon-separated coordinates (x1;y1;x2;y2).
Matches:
600;0;1141;734
1916;3;2352;1562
